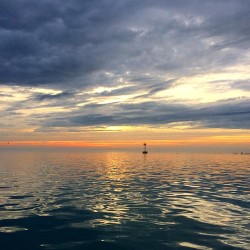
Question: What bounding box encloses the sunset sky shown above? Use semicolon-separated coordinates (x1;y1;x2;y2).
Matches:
0;0;250;152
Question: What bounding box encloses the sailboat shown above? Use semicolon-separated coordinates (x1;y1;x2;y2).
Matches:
142;143;148;154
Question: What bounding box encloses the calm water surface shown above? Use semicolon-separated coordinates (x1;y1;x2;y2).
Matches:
0;149;249;250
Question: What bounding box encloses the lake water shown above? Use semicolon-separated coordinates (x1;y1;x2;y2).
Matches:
0;149;249;250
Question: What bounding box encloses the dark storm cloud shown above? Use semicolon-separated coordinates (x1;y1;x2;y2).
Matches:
40;98;250;129
96;86;137;97
45;114;116;127
35;91;75;101
147;79;176;94
0;0;249;87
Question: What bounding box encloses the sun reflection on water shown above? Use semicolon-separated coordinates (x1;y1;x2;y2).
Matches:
0;150;249;249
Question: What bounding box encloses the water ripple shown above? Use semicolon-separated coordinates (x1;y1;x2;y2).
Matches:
0;150;249;250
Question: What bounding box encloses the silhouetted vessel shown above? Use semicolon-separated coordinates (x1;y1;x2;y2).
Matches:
142;143;148;154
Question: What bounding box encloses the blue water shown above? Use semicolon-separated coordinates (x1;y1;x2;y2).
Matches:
0;149;249;250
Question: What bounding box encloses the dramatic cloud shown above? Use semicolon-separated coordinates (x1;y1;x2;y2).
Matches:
38;98;249;129
1;0;249;87
34;91;75;101
0;0;250;144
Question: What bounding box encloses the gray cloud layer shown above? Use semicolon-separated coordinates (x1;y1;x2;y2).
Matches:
1;0;250;130
1;0;249;87
39;98;249;129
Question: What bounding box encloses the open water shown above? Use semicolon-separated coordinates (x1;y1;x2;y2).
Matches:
0;149;249;250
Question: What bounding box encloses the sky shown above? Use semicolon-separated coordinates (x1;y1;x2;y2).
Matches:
0;0;250;152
